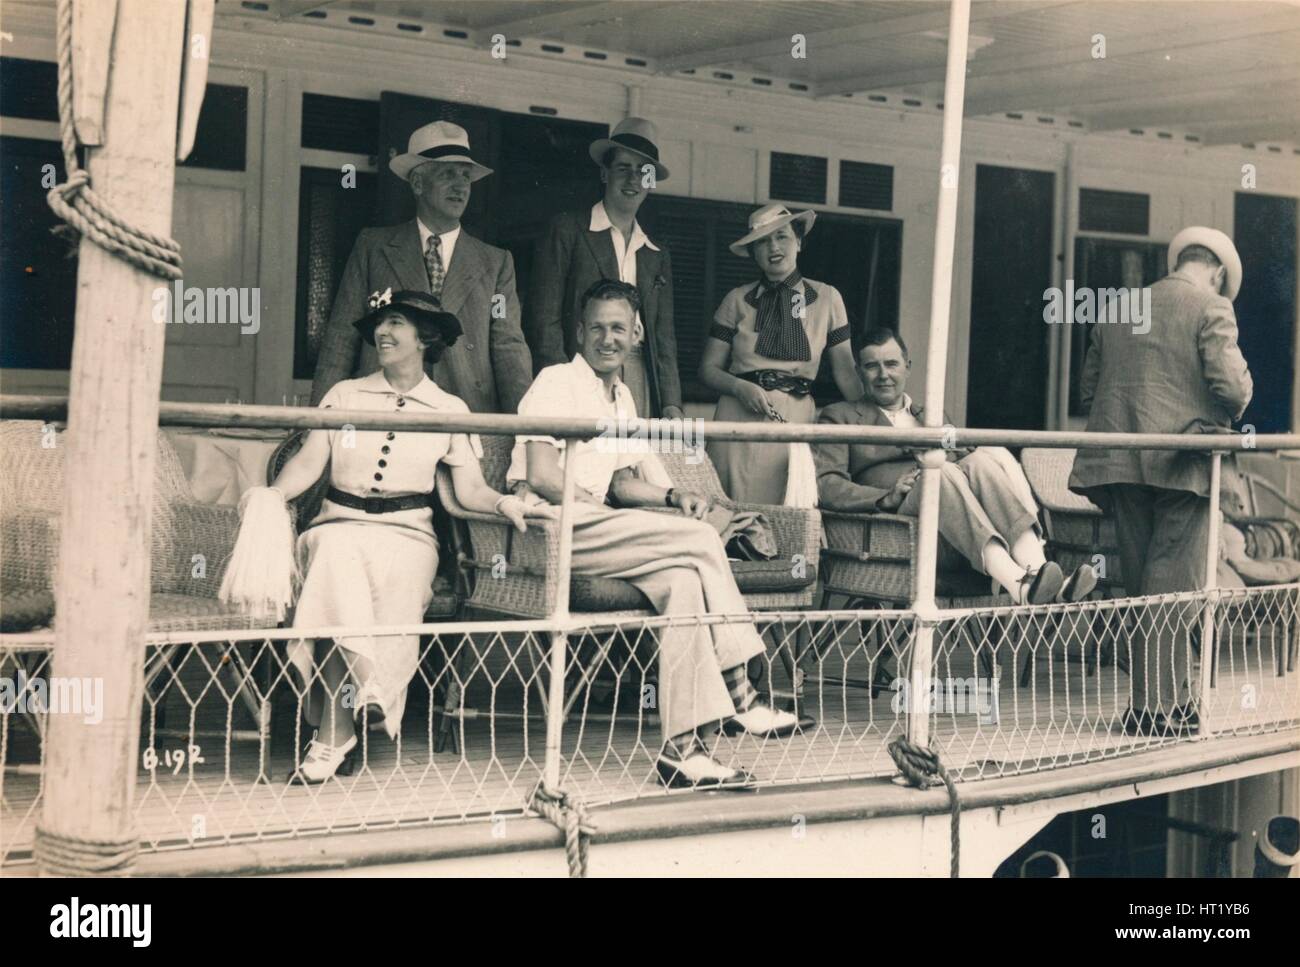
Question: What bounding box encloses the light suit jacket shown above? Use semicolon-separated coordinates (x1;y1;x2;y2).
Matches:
310;219;533;414
1069;273;1253;500
814;398;962;512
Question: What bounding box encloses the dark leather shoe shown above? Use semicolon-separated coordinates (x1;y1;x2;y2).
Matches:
1120;706;1191;736
1169;701;1201;731
1021;562;1064;605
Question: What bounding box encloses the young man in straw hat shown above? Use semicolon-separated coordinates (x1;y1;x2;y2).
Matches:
1069;226;1253;736
526;117;684;420
311;120;532;414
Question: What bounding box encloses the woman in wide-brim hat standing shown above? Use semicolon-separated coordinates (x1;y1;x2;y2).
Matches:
270;289;555;783
700;205;864;504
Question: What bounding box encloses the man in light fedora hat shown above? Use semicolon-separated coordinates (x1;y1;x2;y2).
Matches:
526;117;684;419
1070;226;1253;735
311;120;532;414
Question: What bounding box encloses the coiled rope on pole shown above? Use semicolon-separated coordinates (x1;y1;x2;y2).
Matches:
45;0;183;280
888;736;961;878
34;825;139;876
529;783;597;878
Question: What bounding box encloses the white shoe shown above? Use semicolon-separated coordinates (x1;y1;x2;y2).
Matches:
656;750;754;789
290;731;357;784
722;701;800;738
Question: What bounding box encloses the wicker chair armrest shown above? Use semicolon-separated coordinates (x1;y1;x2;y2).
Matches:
1;510;60;591
460;513;562;619
820;510;916;562
166;502;242;598
732;503;822;564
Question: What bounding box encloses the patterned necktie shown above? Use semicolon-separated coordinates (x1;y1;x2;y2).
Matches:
749;271;812;362
424;234;445;298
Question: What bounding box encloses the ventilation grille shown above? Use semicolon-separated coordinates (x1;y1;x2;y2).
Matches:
769;151;827;205
301;93;380;155
1079;188;1150;235
839;160;893;211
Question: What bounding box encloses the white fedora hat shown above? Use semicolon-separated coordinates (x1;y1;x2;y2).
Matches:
729;204;816;257
589;116;670;181
390;120;493;183
1168;226;1242;301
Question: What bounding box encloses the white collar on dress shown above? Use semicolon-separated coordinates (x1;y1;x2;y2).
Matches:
353;370;458;410
589;201;658;252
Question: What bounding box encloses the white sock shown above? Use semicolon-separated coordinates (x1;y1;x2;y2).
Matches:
982;541;1028;603
1010;529;1046;570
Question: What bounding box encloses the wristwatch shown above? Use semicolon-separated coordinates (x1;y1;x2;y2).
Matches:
664;488;676;508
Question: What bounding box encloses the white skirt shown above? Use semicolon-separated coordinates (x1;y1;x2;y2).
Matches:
288;519;437;738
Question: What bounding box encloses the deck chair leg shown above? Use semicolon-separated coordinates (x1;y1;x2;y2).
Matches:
561;629;620;722
434;637;470;756
143;643;186;733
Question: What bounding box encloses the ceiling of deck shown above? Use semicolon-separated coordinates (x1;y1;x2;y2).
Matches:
258;1;1300;145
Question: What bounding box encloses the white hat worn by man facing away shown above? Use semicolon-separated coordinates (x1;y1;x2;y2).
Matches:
1168;226;1242;301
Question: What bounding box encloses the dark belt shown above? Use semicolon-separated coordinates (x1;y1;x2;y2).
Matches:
325;487;429;514
736;370;814;398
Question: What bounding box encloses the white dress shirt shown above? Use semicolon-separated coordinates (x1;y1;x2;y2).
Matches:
416;218;461;274
590;201;657;340
877;393;920;428
506;354;657;502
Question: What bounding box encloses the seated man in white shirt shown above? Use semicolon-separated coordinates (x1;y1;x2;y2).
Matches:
813;328;1097;605
507;279;799;789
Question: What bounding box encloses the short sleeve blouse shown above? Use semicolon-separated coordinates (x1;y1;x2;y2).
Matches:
709;276;851;381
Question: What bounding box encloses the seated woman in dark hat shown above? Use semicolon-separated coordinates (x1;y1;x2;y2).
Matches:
271;289;555;783
700;205;864;504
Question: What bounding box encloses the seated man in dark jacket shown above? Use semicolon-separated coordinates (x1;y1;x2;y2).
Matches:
814;329;1096;605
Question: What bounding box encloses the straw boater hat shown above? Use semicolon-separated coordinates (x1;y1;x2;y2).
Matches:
389;121;493;183
729;204;817;257
589;117;670;181
1168;226;1242;301
353;288;463;347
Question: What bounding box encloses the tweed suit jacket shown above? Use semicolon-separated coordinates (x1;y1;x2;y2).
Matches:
1069;273;1253;500
310;219;533;414
814;398;962;512
525;209;681;415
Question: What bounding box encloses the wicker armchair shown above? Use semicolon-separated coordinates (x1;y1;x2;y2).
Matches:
1022;447;1296;681
0;420;272;772
432;437;822;741
818;507;1002;695
1019;448;1124;595
440;438;821;619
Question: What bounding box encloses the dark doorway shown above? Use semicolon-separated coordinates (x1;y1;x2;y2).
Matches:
1234;192;1297;433
966;164;1056;429
995;796;1171;877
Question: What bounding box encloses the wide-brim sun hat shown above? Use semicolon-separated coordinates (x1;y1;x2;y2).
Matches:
589;116;670;182
1168;226;1242;301
729;204;817;257
353;288;463;347
390;120;493;183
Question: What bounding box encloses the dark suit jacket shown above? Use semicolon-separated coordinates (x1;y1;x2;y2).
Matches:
814;398;961;511
525;209;681;415
1069;274;1253;500
311;219;533;413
